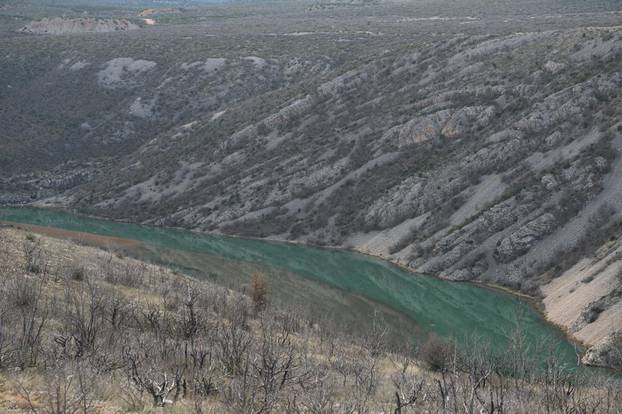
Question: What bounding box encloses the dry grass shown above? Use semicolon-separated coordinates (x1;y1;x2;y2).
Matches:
0;226;620;413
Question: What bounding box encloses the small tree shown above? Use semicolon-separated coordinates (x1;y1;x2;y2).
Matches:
418;334;454;372
250;273;269;314
23;238;47;275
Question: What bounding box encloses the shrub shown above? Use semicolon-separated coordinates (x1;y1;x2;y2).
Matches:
23;240;46;275
69;265;87;281
250;272;269;313
418;334;455;372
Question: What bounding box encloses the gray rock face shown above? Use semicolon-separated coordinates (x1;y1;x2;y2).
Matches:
385;110;453;148
97;58;157;89
541;174;559;191
494;213;557;263
481;198;527;233
382;105;496;147
582;331;622;369
544;60;566;74
594;156;609;172
544;131;563;148
441;106;496;139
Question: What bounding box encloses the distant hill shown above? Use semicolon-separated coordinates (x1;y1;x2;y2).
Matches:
19;17;140;34
35;0;227;6
137;7;180;16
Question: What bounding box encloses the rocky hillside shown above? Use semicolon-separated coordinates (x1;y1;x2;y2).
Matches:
69;26;622;366
0;23;337;182
2;0;622;368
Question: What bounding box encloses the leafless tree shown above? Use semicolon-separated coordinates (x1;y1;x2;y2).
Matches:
11;277;49;369
123;337;185;407
60;281;107;359
391;355;426;414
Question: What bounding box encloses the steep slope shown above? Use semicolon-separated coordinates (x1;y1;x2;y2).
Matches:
0;226;416;412
0;24;339;199
2;1;622;368
1;226;620;412
60;27;622;365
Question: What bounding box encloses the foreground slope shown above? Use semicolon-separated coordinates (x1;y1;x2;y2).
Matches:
0;226;621;413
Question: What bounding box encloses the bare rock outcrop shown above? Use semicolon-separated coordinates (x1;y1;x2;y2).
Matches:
97;58;157;88
382;110;453;148
441;106;496;139
494;213;557;263
582;331;622;369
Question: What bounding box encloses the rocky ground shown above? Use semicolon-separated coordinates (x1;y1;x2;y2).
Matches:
1;0;622;368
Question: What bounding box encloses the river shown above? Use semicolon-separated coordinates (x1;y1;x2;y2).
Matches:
0;207;580;367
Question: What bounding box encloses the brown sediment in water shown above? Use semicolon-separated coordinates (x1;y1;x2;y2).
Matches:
0;221;143;250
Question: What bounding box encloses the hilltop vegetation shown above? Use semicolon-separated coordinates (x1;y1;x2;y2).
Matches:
19;17;141;35
1;0;622;370
0;226;621;413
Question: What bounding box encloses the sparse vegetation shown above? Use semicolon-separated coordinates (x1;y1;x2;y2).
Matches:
0;226;621;413
2;0;622;409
